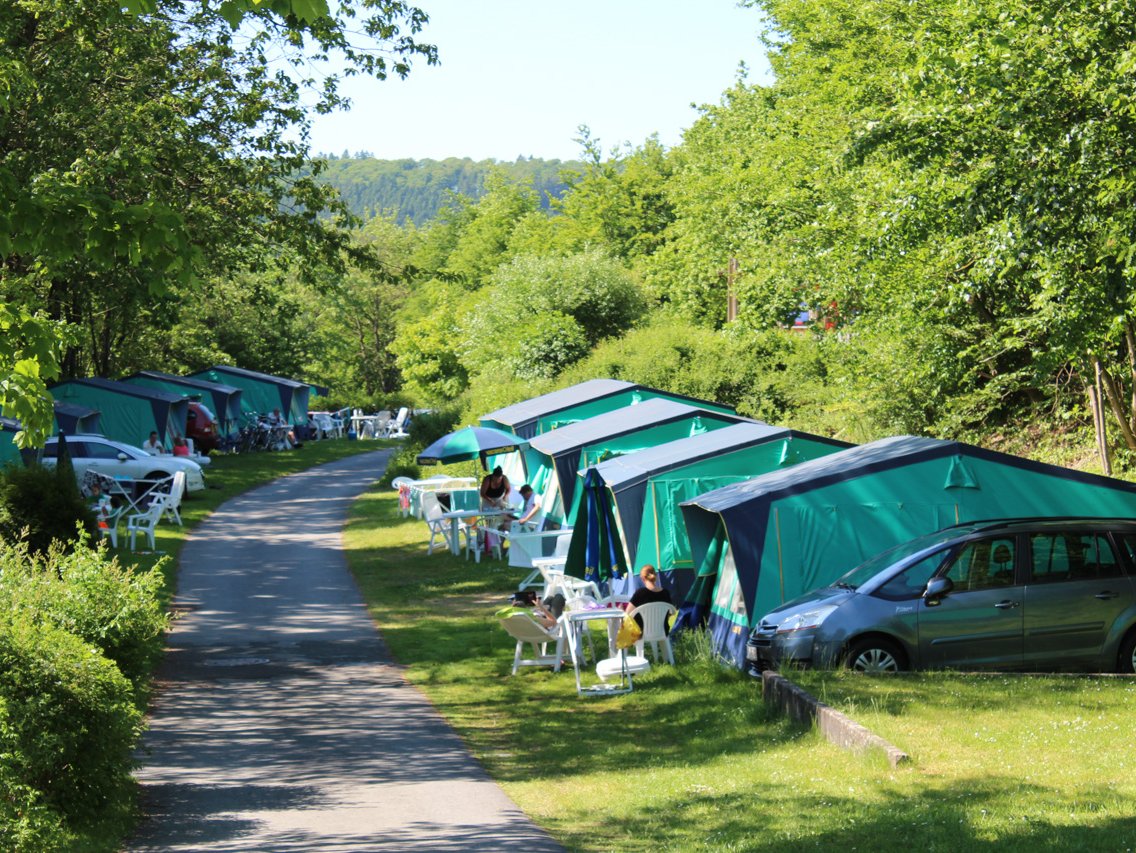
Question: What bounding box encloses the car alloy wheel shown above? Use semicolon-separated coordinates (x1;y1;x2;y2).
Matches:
845;639;904;673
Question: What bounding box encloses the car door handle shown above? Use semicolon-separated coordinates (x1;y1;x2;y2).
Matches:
1094;591;1120;600
993;600;1020;609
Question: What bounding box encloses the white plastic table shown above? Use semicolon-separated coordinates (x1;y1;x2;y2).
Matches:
561;607;636;696
439;509;511;556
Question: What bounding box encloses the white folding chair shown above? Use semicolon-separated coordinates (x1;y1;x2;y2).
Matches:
157;470;186;527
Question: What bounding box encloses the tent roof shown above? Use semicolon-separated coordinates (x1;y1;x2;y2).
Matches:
52;377;185;405
201;365;309;390
593;423;788;491
684;435;1136;514
482;379;636;430
0;416;19;432
529;398;753;457
125;370;242;398
53;401;99;420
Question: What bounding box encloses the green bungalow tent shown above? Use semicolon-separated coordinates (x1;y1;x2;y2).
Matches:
186;365;310;425
525;398;756;526
567;423;852;594
480;378;736;440
680;435;1136;668
49;378;188;447
123;371;243;435
53;401;102;436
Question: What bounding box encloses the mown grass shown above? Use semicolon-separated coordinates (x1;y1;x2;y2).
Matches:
344;487;1136;852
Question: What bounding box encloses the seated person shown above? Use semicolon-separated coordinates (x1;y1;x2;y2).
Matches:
513;484;544;530
630;564;673;631
479;466;511;510
268;407;298;448
142;431;166;454
171;434;190;457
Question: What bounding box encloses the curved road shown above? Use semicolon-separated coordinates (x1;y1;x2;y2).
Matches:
130;451;561;851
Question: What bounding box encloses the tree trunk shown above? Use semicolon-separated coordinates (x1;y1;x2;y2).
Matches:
1097;360;1136;451
1089;363;1113;475
1125;320;1136;425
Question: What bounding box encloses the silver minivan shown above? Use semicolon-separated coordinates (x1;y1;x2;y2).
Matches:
746;518;1136;674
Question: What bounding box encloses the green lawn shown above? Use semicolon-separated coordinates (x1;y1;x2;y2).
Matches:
344;487;1136;852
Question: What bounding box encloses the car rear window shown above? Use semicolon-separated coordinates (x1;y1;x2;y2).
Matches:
1032;532;1124;582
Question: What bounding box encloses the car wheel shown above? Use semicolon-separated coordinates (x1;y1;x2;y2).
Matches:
1118;631;1136;674
845;638;906;673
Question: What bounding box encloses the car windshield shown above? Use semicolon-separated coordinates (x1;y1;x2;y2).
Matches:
196;403;216;421
833;527;969;589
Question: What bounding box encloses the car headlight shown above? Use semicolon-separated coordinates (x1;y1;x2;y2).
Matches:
774;605;837;635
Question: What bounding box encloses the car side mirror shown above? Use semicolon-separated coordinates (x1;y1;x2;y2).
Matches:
117;452;128;462
923;576;953;605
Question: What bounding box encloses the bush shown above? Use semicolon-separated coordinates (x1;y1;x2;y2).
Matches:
380;447;421;488
0;463;96;554
0;614;140;834
0;536;168;695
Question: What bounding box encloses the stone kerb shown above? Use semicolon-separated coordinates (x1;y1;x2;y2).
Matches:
762;670;910;768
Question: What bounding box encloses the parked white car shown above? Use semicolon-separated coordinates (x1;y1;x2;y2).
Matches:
42;434;206;492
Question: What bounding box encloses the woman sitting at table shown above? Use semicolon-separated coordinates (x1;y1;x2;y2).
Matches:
479;466;511;510
630;564;673;632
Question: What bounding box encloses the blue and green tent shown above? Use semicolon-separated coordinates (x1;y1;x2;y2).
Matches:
123;371;243;435
49;378;188;447
567;423;852;595
525;398;756;526
186;365;309;425
681;435;1136;668
480;378;736;440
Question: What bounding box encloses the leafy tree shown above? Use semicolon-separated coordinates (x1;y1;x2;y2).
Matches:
0;0;434;443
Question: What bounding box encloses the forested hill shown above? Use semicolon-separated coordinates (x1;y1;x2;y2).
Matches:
313;154;584;223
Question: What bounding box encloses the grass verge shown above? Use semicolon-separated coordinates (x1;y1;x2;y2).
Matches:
345;488;1136;852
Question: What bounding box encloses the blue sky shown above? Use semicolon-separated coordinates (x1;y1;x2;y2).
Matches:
308;1;771;161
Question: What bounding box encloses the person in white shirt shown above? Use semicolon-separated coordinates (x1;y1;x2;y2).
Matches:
142;431;166;454
515;484;544;529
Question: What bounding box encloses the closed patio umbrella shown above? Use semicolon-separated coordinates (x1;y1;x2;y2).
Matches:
566;468;628;586
416;426;527;467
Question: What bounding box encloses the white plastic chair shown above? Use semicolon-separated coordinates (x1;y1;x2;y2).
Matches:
157;470;186;527
499;613;564;675
385;406;410;438
629;601;677;665
392;475;414;517
424;502;467;555
126;494;168;551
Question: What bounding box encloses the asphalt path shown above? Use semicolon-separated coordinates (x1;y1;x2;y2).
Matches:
129;450;562;851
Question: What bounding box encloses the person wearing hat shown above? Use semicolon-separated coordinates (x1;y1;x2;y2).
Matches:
630;564;673;631
479;465;511;510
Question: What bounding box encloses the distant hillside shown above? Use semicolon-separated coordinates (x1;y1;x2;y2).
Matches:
313;154;584;224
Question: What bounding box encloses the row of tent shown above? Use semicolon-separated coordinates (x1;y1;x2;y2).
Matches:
478;379;1136;668
0;365;319;465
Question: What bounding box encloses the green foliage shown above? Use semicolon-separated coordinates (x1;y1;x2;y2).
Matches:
0;464;96;554
466;250;645;379
391;303;470;402
509;312;590;380
0;536;169;694
379;447;421;488
0;613;140;833
313;156;582;224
